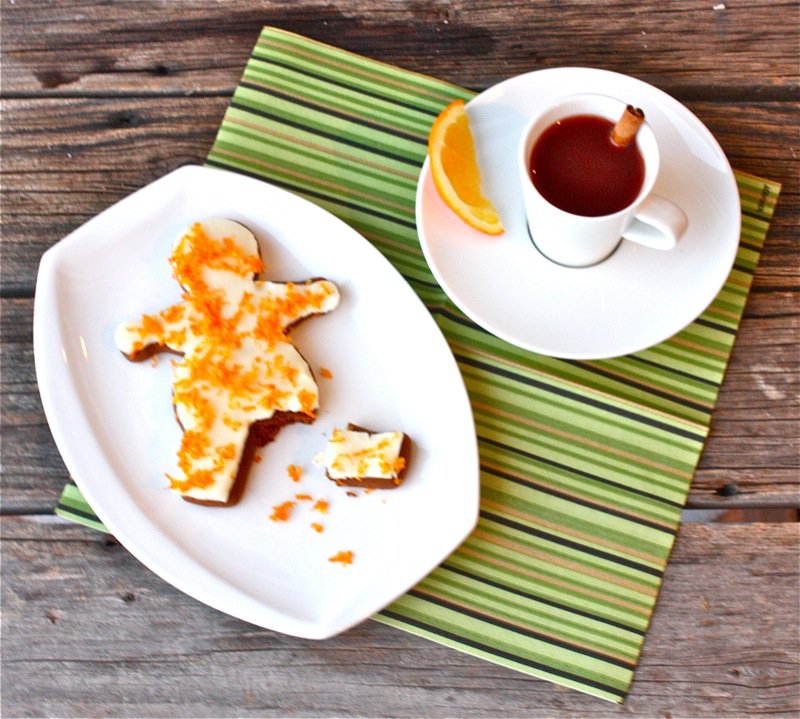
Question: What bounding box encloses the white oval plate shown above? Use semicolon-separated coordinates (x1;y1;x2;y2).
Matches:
34;165;479;639
416;68;740;359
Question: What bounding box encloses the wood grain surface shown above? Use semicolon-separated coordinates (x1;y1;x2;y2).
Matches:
2;517;797;718
1;1;798;717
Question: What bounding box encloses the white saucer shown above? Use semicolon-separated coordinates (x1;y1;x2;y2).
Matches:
416;68;740;359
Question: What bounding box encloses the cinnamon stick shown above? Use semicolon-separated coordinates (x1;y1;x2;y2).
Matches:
610;105;645;147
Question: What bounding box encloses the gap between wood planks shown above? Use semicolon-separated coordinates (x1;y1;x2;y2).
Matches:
682;507;799;523
2;509;798;525
2;84;798;103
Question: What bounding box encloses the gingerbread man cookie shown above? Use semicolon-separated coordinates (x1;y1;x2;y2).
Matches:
115;219;340;506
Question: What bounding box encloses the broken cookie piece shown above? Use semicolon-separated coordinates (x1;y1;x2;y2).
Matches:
323;423;411;489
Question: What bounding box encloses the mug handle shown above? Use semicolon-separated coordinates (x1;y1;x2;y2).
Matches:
622;194;689;250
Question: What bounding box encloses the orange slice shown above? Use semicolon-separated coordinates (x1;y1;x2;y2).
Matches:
428;99;504;235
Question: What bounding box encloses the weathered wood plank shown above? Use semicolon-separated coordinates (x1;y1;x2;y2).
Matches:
1;517;797;717
2;0;798;97
4;296;798;511
0;96;230;293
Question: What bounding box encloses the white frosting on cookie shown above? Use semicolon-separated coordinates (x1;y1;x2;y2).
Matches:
115;219;339;503
323;428;405;480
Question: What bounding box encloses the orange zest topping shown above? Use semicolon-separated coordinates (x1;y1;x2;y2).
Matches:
167;470;214;492
297;389;316;417
216;444;236;461
121;222;338;501
319;367;333;379
269;500;296;522
170;223;263;293
222;415;243;432
164;328;187;347
287;464;303;482
180;430;210;459
428;99;504;236
312;499;329;514
310;523;324;533
328;550;353;565
295;493;313;501
140;313;164;336
160;304;186;324
274;355;299;383
326;430;406;479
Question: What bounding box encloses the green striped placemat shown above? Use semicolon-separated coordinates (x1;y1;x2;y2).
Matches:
56;27;781;703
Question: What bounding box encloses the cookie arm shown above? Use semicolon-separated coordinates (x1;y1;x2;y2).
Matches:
254;279;340;330
114;301;188;360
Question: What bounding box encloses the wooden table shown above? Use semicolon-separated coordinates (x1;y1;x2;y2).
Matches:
2;2;798;716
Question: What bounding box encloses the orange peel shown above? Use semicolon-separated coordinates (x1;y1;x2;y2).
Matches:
428;99;504;236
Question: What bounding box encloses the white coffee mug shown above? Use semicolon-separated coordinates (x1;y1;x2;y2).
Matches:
518;93;688;267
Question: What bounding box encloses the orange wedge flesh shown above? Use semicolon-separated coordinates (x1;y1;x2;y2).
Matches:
428;99;504;235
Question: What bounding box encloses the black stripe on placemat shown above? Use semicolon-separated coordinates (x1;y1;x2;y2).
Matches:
732;262;755;276
378;608;628;700
479;510;664;578
439;562;647;636
432;306;718;412
428;306;494;336
205;158;418;230
478;434;685;510
404;275;452;292
692;317;737;335
408;588;638;670
622;354;720;388
249;53;442;118
739;240;764;253
570;360;716;412
55;502;101;524
226;101;423;168
237;82;429;146
480;464;677;536
456;353;707;443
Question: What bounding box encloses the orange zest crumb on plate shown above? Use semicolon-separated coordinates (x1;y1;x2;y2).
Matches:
269;500;295;522
312;498;329;514
328;550;353;565
310;523;324;533
319;367;333;379
295;493;313;501
287;464;303;482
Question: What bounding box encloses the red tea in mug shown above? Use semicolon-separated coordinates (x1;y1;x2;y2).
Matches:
529;114;645;217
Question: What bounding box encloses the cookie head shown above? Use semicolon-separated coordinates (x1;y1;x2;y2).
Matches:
170;218;263;295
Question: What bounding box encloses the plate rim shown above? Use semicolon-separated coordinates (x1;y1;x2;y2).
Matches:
34;164;480;639
416;67;741;359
